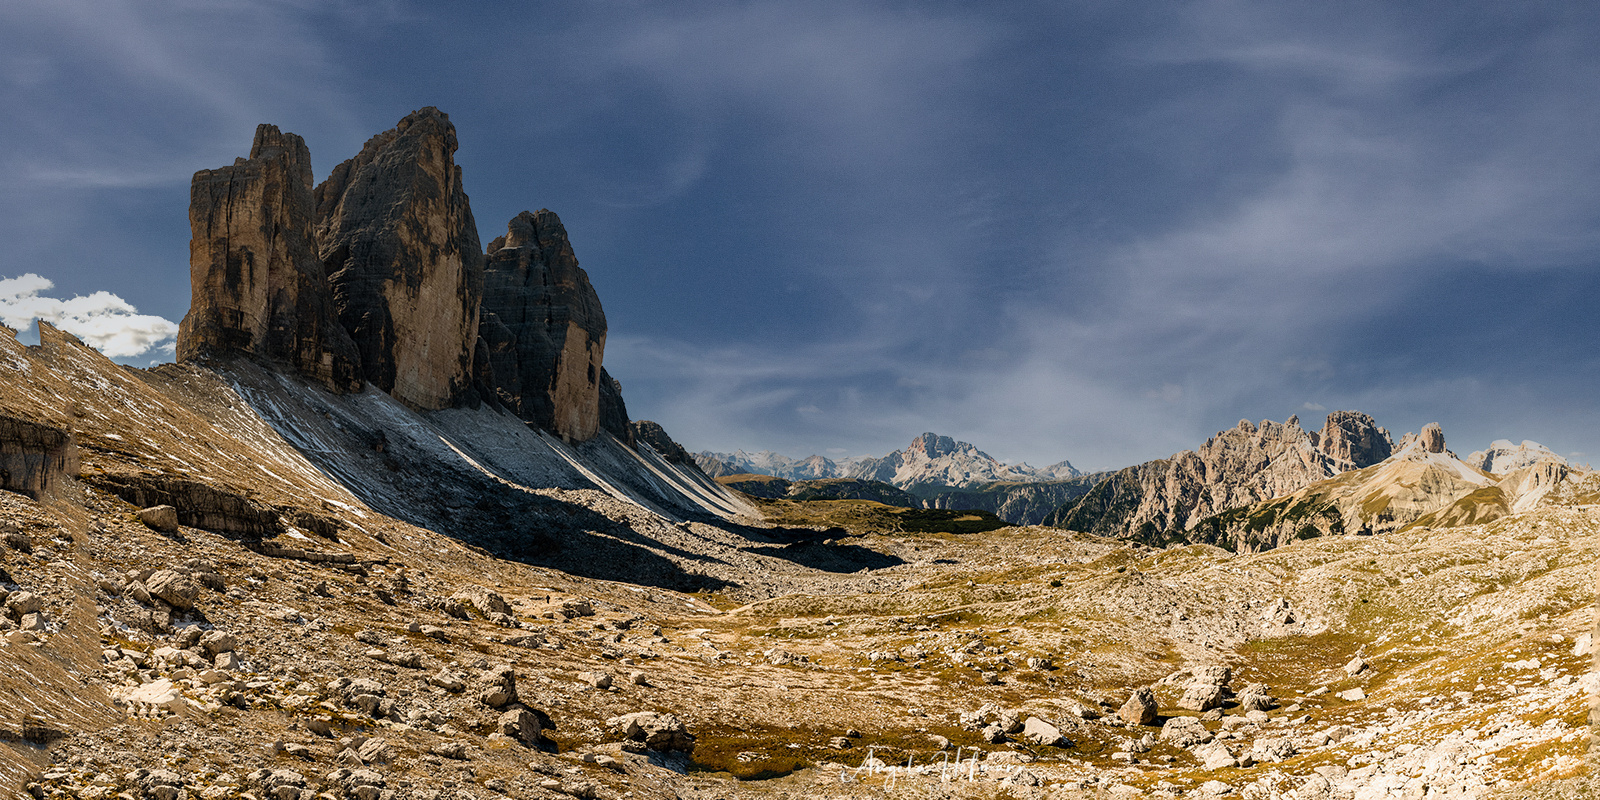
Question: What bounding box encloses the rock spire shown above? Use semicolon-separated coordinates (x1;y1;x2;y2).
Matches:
479;210;607;442
314;107;484;411
176;124;361;392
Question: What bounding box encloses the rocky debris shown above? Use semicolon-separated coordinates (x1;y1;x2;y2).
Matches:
1344;655;1368;675
0;414;78;501
176;124;362;393
1118;687;1158;726
450;585;512;617
607;711;695;753
315;107;484;411
429;669;468;692
479;210;608;442
1178;665;1232;712
136;505;179;533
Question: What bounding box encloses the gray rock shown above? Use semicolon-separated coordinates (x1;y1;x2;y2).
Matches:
608;711;695;752
145;570;200;611
137;506;179;533
1020;716;1065;746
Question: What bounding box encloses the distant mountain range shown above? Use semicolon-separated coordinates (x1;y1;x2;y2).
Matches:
1049;413;1572;552
695;432;1080;489
702;419;1574;540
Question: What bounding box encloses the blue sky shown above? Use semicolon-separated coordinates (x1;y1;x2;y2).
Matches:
1;1;1596;471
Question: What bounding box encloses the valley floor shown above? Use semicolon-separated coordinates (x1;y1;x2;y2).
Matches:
2;472;1595;800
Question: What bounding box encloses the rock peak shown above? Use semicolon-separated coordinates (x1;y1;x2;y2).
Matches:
315;108;484;410
479;209;612;442
177;123;361;392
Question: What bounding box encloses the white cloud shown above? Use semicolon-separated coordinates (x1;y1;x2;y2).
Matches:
1302;402;1327;411
0;273;176;358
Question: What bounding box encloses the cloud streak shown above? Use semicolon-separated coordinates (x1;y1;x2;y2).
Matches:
0;273;177;358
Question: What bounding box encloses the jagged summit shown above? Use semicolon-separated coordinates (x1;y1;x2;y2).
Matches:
697;433;1080;490
479;209;611;442
1049;411;1392;543
176;108;649;449
314;107;484;411
177;123;362;393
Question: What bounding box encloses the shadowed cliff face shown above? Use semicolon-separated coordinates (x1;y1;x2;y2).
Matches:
176;125;361;393
479;210;608;441
314;107;484;411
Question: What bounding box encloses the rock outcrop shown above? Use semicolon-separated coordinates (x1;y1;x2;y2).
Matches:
1050;413;1394;547
177;125;362;392
315;107;484;411
0;414;78;500
1316;411;1392;470
478;210;607;441
629;421;695;467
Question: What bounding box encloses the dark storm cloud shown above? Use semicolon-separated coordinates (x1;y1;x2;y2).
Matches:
1;1;1595;468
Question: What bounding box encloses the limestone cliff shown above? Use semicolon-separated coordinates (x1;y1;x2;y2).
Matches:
315;107;484;411
176;125;361;392
1184;425;1573;550
479;211;607;441
1050;412;1392;545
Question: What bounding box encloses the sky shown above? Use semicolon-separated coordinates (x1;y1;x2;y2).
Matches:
0;1;1596;472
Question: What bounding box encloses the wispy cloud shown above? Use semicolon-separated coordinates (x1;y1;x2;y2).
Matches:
0;273;176;358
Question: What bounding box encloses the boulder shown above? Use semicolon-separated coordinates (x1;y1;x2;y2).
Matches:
145;571;200;611
1020;716;1065;746
450;585;512;617
1160;715;1212;747
315;107;484;411
1118;688;1158;726
476;665;518;708
498;705;542;745
608;711;695;753
137;505;179;533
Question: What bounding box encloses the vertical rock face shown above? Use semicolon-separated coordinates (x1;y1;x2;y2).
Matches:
1418;423;1446;454
177;125;361;392
1317;411;1393;469
314;107;484;411
1050;414;1399;544
0;414;78;500
479;210;607;441
597;368;633;445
